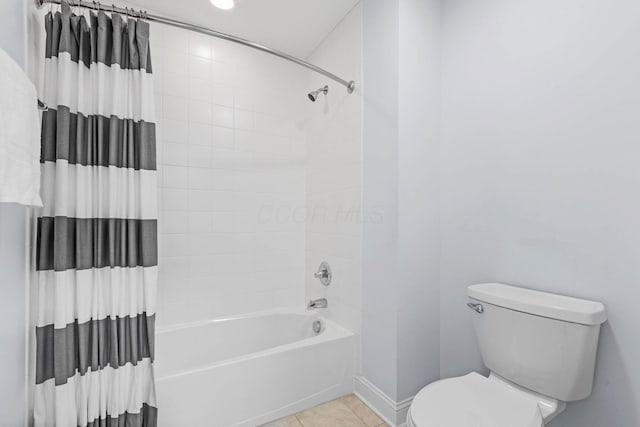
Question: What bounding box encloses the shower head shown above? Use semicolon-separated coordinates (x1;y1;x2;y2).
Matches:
308;85;329;102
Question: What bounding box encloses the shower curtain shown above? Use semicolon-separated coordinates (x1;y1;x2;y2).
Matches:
34;1;158;425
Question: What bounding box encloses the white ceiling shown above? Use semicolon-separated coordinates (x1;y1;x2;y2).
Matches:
126;0;360;58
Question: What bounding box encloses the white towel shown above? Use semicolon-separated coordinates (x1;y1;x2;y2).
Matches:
0;47;43;207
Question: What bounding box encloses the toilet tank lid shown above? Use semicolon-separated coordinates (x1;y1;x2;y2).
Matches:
468;283;607;325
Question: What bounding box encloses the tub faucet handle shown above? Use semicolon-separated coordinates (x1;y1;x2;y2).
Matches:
314;261;332;286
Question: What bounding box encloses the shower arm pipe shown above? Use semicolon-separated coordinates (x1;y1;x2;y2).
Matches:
35;0;356;94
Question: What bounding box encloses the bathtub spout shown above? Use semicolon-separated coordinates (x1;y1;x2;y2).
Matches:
307;298;328;309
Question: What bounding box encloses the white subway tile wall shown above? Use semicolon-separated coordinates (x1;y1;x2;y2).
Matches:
151;22;311;326
148;7;362;336
304;4;363;336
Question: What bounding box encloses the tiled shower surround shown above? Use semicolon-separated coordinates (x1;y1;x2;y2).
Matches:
152;25;309;326
150;6;362;330
305;4;363;335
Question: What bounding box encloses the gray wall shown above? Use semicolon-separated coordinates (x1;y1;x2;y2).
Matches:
362;0;400;400
397;0;441;401
361;0;441;402
439;0;640;425
0;1;28;426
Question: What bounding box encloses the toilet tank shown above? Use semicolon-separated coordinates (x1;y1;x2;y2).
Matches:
467;283;607;402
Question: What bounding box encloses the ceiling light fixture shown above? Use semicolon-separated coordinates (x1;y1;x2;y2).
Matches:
210;0;235;10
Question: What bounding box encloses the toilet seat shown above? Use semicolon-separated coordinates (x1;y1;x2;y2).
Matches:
408;372;544;427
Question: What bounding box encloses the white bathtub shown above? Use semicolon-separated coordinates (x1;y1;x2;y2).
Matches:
155;309;355;427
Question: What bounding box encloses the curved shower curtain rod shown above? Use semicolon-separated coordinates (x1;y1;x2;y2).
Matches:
35;0;357;94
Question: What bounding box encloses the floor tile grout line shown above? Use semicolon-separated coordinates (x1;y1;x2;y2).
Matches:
351;395;386;427
347;404;370;427
339;397;368;427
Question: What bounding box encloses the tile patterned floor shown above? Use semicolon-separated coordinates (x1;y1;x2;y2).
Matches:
260;395;388;427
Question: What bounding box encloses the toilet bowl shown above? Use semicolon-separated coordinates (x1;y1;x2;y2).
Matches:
407;283;606;427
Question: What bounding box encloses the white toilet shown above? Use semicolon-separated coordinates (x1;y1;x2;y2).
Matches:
407;283;607;427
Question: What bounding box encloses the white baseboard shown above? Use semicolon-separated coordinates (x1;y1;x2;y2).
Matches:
353;376;414;427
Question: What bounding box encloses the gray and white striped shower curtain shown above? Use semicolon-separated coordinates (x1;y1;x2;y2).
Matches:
35;1;158;425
